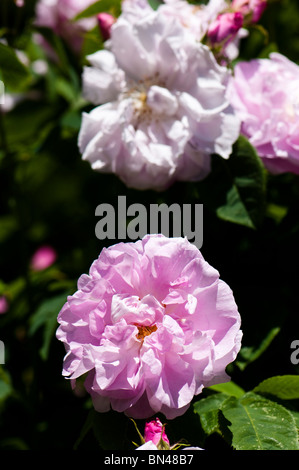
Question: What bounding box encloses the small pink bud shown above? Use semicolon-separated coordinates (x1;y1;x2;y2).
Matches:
97;13;116;41
208;12;243;45
231;0;267;24
30;245;57;271
0;296;8;314
144;418;170;446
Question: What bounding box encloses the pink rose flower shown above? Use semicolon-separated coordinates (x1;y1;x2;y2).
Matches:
35;0;97;52
56;234;242;420
207;12;243;46
228;53;299;174
30;245;57;271
231;0;267;23
78;10;240;191
144;418;170;446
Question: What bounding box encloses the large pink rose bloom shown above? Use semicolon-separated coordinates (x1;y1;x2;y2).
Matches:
56;235;242;419
228;53;299;174
78;10;240;191
35;0;97;52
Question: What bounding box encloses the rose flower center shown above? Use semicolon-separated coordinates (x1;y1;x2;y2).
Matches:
134;323;158;341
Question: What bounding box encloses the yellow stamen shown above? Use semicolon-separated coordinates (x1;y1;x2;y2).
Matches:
134;324;157;340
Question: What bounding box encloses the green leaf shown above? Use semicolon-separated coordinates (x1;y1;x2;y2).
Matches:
221;392;299;450
216;136;267;229
74;409;95;450
193;393;229;436
0;215;18;243
253;375;299;400
0;100;59;151
29;292;68;361
235;326;280;371
148;0;162;10
208;381;245;398
0;367;13;404
0;438;29;450
265;203;288;224
0;43;31;91
0;380;12;402
81;25;104;58
74;0;121;20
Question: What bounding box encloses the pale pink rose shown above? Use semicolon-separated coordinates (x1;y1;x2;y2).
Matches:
97;13;116;41
78;10;240;191
231;0;267;23
30;245;57;271
121;0;153;24
228;53;299;174
35;0;97;52
122;0;227;41
56;234;242;420
144;418;170;446
0;296;8;314
207;12;243;45
159;0;226;42
136;441;160;450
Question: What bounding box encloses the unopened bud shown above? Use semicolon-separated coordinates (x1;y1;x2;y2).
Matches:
207;12;243;45
97;13;116;41
231;0;267;24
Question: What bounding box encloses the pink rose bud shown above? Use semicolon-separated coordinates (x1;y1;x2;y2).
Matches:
144;418;170;446
231;0;267;23
208;12;243;45
0;296;8;314
97;13;116;41
30;245;57;271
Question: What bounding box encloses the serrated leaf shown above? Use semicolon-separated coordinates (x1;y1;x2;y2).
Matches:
193;393;229;436
253;375;299;400
221;392;299;450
